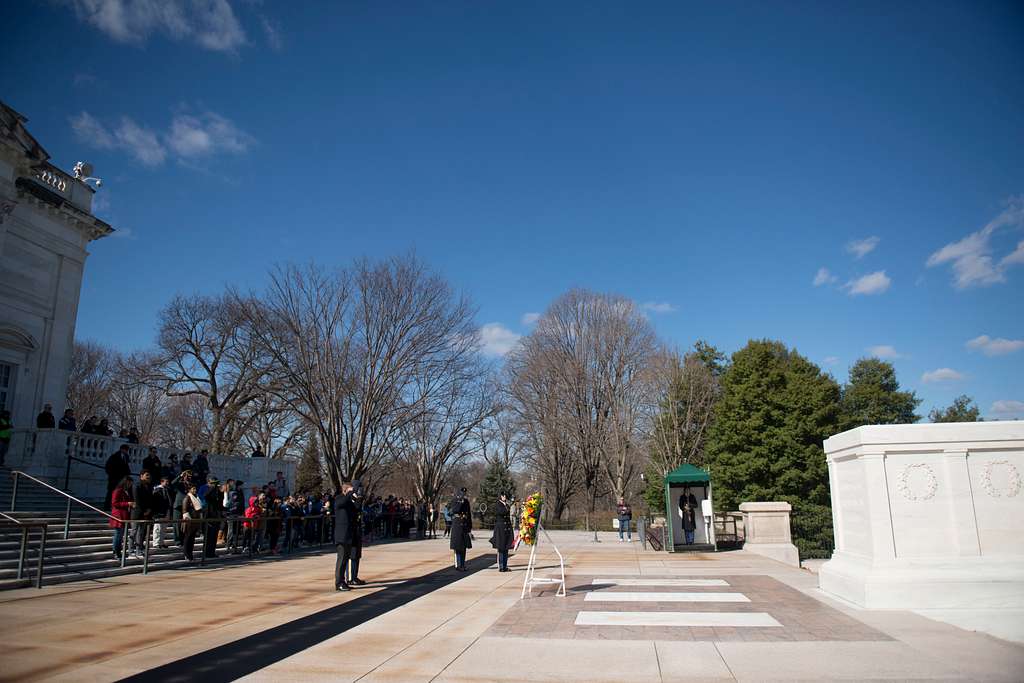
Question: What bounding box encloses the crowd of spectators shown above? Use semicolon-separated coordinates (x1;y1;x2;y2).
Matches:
107;456;341;563
24;403;450;565
34;404;138;441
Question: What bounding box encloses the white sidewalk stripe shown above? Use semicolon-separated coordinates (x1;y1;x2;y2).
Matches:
575;611;782;627
591;578;729;587
584;591;750;603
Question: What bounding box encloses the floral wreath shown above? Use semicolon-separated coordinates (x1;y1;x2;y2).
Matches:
519;492;542;545
896;463;938;502
980;460;1021;499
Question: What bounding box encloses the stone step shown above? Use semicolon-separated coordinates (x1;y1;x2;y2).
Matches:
0;548;191;578
0;545;327;590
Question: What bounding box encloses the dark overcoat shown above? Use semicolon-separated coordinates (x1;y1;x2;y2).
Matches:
333;491;363;558
449;495;472;552
489;500;514;550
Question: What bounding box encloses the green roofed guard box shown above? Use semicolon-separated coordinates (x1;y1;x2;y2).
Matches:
664;463;710;485
663;464;714;551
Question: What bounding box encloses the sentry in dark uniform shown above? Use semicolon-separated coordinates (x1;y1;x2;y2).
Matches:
333;480;366;591
449;487;472;571
489;492;514;572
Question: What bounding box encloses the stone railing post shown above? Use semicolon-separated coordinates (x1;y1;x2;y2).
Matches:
738;501;800;566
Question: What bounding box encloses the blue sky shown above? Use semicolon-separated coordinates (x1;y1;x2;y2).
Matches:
5;1;1023;420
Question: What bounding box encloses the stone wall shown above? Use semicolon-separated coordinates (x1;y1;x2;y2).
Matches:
5;428;297;500
739;501;799;566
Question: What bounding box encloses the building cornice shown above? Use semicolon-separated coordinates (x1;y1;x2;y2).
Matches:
15;177;113;242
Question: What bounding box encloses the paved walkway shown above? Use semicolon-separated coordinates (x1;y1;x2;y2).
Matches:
1;532;1021;681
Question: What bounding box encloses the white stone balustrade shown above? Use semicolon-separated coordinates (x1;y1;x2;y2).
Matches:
31;163;95;212
739;502;800;566
819;420;1024;609
4;428;297;500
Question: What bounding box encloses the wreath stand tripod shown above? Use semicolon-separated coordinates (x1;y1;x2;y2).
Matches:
520;520;566;599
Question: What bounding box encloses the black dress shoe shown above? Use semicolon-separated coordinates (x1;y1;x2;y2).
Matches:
336;583;351;591
351;578;366;585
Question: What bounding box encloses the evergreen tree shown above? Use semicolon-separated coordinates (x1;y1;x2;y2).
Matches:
704;340;841;557
840;358;920;430
477;461;517;527
295;438;325;494
929;394;981;423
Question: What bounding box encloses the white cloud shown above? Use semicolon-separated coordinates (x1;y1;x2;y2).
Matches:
823;356;839;365
261;15;283;51
866;345;901;359
167;112;255;158
479;323;521;357
921;368;965;383
521;312;541;326
813;267;837;287
115;117;166;165
71;109;252;167
70;111;115;148
71;112;166;166
926;197;1024;289
70;0;246;53
966;335;1024;356
641;302;677;314
991;400;1024;418
846;236;880;259
845;271;891;296
1003;240;1024;267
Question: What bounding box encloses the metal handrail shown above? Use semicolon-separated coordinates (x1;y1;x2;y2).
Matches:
0;520;48;588
11;470;124;542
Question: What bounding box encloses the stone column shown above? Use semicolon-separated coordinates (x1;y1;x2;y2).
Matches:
739;501;800;566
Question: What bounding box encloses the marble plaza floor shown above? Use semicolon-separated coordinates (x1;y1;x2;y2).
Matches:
0;531;1022;682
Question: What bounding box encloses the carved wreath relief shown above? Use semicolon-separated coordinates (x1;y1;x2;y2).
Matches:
896;463;938;502
980;460;1021;498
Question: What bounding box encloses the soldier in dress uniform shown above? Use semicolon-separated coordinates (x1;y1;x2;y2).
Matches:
449;487;472;571
489;492;514;572
333;481;366;591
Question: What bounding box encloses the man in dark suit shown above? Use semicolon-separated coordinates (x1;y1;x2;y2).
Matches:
333;482;357;591
130;469;153;557
449;487;472;571
36;404;55;428
203;477;224;559
104;444;132;511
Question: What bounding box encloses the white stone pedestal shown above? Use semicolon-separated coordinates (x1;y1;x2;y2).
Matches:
819;421;1024;609
739;501;800;567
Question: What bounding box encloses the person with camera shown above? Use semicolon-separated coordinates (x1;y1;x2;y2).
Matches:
333;480;366;591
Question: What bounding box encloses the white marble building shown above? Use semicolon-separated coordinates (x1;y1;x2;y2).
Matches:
0;101;113;426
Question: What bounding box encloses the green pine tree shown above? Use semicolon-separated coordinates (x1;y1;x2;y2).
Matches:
704;340;841;558
840;357;921;430
295;438;325;494
928;394;981;423
477;461;517;527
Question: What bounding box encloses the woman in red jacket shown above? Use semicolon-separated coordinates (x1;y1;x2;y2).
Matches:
109;476;134;560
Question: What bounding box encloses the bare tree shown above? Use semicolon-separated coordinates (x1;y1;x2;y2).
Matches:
394;360;493;510
66;340;117;418
241;393;309;459
149;294;268;455
649;344;721;475
240;255;480;491
506;345;582;520
475;406;524;470
507;290;658;524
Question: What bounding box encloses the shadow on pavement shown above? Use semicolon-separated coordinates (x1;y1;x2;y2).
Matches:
118;554;496;683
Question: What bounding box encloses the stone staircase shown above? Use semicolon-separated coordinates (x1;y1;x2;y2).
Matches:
0;469;207;589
